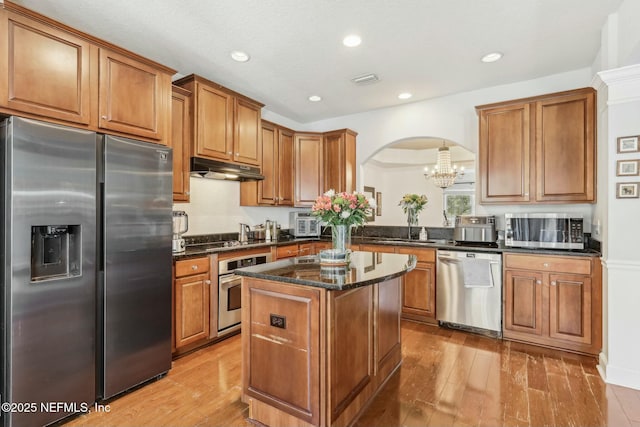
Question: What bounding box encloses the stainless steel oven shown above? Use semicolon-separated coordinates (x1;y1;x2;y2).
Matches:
217;252;271;336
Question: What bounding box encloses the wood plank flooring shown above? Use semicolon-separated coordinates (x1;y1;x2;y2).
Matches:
64;321;640;427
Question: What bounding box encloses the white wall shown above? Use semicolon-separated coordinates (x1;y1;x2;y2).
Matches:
174;177;306;236
362;163;445;227
595;64;640;390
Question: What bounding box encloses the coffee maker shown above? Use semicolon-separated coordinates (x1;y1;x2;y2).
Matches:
172;211;188;253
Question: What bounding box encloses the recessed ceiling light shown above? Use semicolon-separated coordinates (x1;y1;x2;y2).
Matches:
342;34;362;47
398;92;412;100
481;52;503;63
308;95;322;102
230;50;250;62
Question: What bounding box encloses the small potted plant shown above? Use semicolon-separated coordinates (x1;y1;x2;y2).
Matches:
398;194;428;238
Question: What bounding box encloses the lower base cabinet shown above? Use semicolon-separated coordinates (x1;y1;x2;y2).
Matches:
503;253;602;355
359;244;437;324
174;257;212;352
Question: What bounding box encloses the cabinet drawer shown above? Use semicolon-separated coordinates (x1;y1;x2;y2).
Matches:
395;247;436;263
276;244;299;258
504;253;591;275
175;257;210;277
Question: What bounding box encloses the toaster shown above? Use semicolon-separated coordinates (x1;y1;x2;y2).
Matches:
289;212;321;237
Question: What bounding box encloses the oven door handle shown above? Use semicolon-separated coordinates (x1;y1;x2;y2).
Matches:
219;274;241;290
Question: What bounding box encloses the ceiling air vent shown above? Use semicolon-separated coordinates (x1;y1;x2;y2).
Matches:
351;73;379;85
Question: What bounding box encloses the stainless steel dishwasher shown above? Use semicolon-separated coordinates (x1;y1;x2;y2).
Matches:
436;250;502;337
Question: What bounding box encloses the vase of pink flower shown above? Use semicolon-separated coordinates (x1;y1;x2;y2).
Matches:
311;189;375;254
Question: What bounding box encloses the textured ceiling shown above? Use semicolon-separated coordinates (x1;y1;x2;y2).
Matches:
15;0;623;124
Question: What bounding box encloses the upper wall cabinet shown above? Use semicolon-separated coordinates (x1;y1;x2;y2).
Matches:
98;48;171;141
170;85;192;202
0;8;93;125
0;2;174;144
294;132;324;207
323;129;357;194
174;74;264;166
240;120;294;206
476;87;596;204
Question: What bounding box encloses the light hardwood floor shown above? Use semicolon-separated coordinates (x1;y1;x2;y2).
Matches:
64;321;640;427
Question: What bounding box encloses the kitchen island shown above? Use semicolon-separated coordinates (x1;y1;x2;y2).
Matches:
235;251;416;427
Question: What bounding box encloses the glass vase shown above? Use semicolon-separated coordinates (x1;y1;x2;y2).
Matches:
406;207;418;239
331;224;351;254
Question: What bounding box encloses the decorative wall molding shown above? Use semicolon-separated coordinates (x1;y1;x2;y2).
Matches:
603;259;640;270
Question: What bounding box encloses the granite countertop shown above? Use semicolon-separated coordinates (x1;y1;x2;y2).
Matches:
234;251;417;290
173;237;321;260
353;237;602;257
173;235;601;261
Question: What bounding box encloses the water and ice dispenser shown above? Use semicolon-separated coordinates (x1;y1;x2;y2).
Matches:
31;225;81;281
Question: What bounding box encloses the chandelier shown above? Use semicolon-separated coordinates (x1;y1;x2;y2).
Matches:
423;141;464;188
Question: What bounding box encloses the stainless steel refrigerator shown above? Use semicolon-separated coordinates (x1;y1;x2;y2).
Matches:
1;117;172;427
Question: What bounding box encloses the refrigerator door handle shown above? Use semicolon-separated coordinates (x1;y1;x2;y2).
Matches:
98;182;105;272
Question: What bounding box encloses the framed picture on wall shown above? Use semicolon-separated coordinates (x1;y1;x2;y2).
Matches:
363;186;375;222
375;192;382;216
617;182;639;199
617;136;639;153
617;159;640;176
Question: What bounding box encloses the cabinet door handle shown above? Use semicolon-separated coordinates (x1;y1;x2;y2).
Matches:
543;263;550;268
227;151;232;155
191;265;199;270
536;280;542;285
551;281;557;286
101;115;108;120
204;279;211;285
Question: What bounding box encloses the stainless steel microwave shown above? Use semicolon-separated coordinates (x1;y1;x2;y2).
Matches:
505;213;584;250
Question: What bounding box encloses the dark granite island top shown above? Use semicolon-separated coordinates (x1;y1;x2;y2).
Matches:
234;250;417;290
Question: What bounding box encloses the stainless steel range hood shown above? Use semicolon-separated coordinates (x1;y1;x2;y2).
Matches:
190;157;264;181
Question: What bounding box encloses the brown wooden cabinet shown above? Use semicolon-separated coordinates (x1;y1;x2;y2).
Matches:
240;120;294;206
476;87;596;204
294;132;324;207
503;252;601;355
98;48;171;141
275;243;314;259
0;7;94;125
170;86;192;202
358;244;436;324
0;2;174;144
323;129;357;193
396;247;436;323
174;257;212;351
174;74;263;166
242;275;402;427
293;129;358;207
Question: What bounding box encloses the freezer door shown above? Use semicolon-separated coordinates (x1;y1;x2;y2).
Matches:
101;135;172;399
1;117;97;427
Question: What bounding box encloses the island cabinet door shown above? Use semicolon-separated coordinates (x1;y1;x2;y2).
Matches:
375;278;402;378
328;286;374;423
243;279;322;426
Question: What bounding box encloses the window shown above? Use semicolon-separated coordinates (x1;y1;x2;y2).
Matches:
443;183;475;224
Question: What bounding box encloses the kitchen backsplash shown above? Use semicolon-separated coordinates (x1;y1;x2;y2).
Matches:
174;178;308;236
177;177;595;236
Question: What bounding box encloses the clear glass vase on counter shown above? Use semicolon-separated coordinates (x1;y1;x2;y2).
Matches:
331;224;351;254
